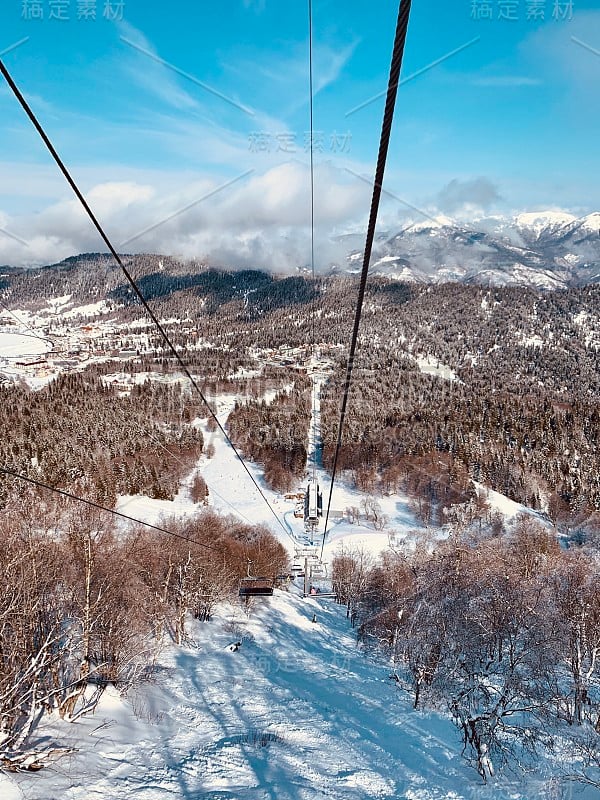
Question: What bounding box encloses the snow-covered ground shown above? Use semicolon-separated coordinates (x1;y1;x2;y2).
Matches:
0;299;153;388
198;389;419;560
114;385;538;572
114;384;420;569
0;331;51;359
473;482;542;524
60;300;112;319
11;589;585;800
415;355;458;383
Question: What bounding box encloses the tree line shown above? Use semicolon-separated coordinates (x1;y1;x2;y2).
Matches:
320;348;600;530
5;259;600;523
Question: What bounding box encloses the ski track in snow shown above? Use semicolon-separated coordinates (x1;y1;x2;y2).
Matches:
13;591;566;800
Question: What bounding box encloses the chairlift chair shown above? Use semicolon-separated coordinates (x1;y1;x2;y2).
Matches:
304;477;323;526
310;563;327;578
238;577;274;597
238;560;274;597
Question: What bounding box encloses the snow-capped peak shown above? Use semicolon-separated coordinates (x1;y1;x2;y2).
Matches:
515;211;577;235
403;214;455;233
579;212;600;233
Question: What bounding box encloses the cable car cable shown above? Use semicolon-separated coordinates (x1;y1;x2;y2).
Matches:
0;466;220;553
0;58;289;540
0;297;50;345
308;0;318;485
320;0;413;560
124;417;258;527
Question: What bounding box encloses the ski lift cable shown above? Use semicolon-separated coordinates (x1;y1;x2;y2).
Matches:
122;416;259;527
308;0;318;484
0;58;289;540
0;466;220;553
0;296;50;346
321;0;413;561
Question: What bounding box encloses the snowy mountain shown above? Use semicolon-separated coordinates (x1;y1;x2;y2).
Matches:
346;211;600;289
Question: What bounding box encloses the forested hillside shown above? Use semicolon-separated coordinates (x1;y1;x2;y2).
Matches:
3;258;600;531
227;375;312;492
0;374;204;504
0;496;288;767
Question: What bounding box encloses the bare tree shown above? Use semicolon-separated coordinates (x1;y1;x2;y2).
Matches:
551;551;600;726
331;547;373;625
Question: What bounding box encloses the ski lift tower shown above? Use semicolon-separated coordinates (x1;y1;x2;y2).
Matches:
304;475;323;541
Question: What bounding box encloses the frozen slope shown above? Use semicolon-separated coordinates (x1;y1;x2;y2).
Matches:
14;590;576;800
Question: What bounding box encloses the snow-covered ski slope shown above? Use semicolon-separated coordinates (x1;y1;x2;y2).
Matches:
114;385;545;568
10;589;587;800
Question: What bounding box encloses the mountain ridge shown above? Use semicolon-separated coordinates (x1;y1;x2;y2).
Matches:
346;210;600;289
3;210;600;291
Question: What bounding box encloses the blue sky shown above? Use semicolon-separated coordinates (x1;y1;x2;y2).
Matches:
0;0;599;268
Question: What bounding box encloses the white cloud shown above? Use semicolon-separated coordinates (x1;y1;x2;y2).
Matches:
242;0;266;11
523;10;600;94
86;182;157;214
0;162;371;271
313;40;359;96
227;36;359;120
1;157;595;273
118;22;201;113
437;177;503;215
